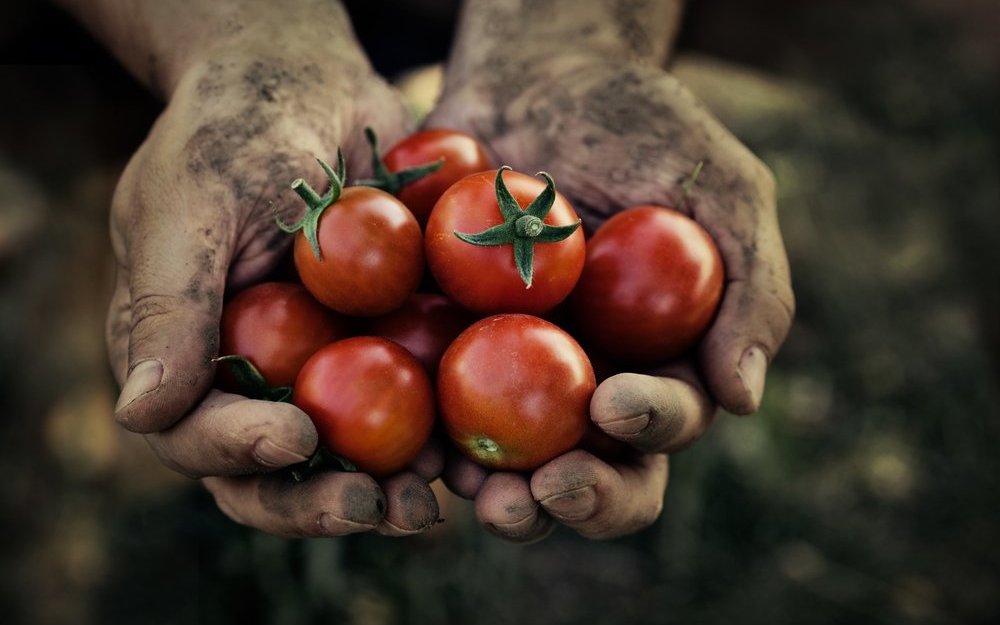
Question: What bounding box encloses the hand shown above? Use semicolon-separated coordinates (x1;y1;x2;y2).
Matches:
427;54;794;541
106;45;441;537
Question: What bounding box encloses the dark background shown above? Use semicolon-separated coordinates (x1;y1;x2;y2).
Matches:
1;1;998;624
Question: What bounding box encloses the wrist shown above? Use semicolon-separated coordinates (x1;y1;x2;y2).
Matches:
441;0;684;92
57;0;371;100
166;11;370;101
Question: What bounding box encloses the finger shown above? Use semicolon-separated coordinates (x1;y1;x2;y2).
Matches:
475;472;554;543
408;433;446;482
442;446;489;500
112;187;234;433
376;472;441;536
531;450;668;540
203;470;385;538
696;169;795;414
590;368;716;454
144;390;318;478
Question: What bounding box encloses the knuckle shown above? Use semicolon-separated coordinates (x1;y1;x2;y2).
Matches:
130;292;187;328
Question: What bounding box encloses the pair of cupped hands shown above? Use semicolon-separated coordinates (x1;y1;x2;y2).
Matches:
108;47;793;542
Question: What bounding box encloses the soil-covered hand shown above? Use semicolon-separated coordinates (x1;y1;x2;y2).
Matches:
106;44;441;537
429;53;794;541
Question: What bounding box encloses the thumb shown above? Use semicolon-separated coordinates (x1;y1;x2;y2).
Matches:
111;206;232;433
698;176;795;415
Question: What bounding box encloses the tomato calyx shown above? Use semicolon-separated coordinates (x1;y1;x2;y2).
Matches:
290;446;358;483
354;127;444;195
214;355;292;402
277;150;348;261
454;166;581;288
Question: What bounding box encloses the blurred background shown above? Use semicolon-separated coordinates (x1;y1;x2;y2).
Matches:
1;0;998;624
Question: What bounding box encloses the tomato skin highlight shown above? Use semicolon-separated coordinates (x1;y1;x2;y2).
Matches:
571;205;724;364
366;293;477;377
425;169;585;315
293;186;424;316
218;282;351;388
383;129;492;227
438;314;595;471
293;337;435;477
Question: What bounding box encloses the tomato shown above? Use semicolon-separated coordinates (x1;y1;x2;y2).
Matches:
425;168;585;315
293;337;435;477
366;293;477;377
570;205;724;364
438;314;594;471
218;281;351;388
283;156;424;316
359;128;492;228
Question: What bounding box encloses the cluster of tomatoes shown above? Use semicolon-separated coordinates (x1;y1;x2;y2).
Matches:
217;128;724;479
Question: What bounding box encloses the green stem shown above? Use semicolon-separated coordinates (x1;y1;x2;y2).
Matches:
453;167;580;287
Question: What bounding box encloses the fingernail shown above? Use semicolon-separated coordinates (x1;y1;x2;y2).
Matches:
599;413;650;437
738;346;768;412
115;359;163;412
319;512;378;535
540;485;596;521
253;438;311;468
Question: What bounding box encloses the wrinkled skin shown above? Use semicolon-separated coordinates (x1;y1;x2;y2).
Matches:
106;49;443;537
429;53;794;541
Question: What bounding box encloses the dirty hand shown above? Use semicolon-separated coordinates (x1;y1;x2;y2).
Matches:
99;7;441;537
429;49;793;541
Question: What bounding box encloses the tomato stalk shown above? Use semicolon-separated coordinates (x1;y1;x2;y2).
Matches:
354;127;444;195
277;151;348;260
213;355;292;402
454;167;580;288
290;446;357;482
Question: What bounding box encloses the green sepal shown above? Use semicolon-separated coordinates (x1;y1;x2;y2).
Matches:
290;446;357;483
275;150;348;261
353;127;445;195
513;237;535;288
454;222;515;246
531;221;581;243
493;166;523;222
454;167;582;287
213;355;293;403
523;171;556;219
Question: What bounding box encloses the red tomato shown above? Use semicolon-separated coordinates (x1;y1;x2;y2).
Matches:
294;337;435;477
438;314;595;471
366;293;477;377
286;158;424;316
218;282;351;388
425;169;585;315
571;205;724;364
382;129;492;227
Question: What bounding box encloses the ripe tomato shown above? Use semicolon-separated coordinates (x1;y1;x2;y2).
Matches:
218;281;351;388
425;168;585;315
366;293;477;377
294;337;435;477
570;205;724;364
359;128;492;227
284;156;424;316
438;314;594;471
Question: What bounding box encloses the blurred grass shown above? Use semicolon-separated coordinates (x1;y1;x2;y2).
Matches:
1;1;998;624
